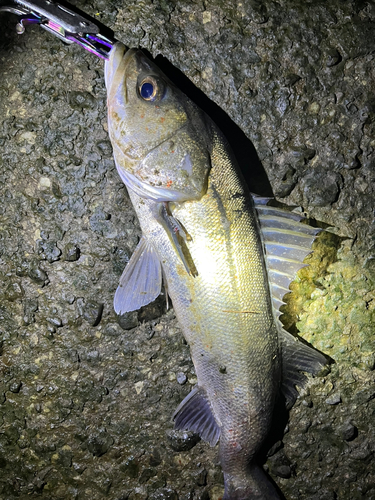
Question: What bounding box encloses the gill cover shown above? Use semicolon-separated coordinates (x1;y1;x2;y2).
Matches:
105;42;212;202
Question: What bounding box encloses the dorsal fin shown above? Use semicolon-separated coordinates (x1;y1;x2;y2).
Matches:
252;195;321;319
252;195;327;407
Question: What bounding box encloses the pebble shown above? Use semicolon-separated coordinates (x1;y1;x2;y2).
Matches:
325;393;342;405
148;488;178;500
176;372;187;385
166;429;200;452
82;300;104;326
63;243;80;262
9;381;22;393
273;465;291;479
340;423;358;441
117;311;138;331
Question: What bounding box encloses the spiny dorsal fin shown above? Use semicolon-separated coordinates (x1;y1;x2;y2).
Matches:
173;386;221;446
114;236;162;314
252;194;321;318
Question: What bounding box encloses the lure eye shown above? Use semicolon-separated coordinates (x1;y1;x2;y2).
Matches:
138;76;164;102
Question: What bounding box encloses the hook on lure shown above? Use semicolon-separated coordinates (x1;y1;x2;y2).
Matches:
0;0;115;59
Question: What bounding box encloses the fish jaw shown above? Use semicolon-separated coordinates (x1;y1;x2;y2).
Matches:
104;42;129;96
104;43;211;202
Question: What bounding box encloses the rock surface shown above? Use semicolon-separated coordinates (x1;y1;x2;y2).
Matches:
0;1;374;499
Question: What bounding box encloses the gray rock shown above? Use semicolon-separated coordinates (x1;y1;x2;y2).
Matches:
340;423;358;441
63;243;80;261
166;429;200;452
325;392;342;405
176;372;187;385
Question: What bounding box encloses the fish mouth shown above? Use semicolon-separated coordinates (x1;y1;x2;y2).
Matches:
115;164;192;203
105;43;135;99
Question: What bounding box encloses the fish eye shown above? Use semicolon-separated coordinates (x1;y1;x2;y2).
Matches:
138;76;164;102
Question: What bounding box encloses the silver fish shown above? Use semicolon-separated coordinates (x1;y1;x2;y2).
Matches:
105;42;327;499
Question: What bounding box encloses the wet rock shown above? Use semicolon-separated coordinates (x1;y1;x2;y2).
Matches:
148;488;179;500
9;381;22;393
166;429;200;452
96;139;113;156
176;372;187;385
138;297;165;323
46;316;62;328
120;456;140;478
4;282;24;302
102;322;122;337
208;486;225;500
308;490;336;500
23;298;38;325
86;350;100;363
340;423;358;441
194;469;207;486
267;440;283;458
117;311;138;330
72;462;87;475
89;207;112;235
63;243;80;262
326;49;342;67
272;465;291;479
274;164;297;198
349;440;373;461
87;430;114;457
54;447;73;468
139;467;156;484
149;448;162;467
291;146;316;161
27;260;48;285
301;170;342;207
36;239;61;263
325;392;341;405
68;90;96;110
79;299;104;326
354;388;375;405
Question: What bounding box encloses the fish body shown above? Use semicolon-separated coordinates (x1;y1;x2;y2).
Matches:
105;43;326;499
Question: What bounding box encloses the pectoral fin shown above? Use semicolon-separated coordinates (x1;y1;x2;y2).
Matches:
114;236;162;314
173;386;221;446
155;202;198;277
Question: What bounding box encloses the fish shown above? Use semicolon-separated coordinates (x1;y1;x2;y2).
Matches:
104;42;327;499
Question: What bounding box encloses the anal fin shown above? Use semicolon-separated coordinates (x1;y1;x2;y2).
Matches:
173;386;221;446
280;326;328;409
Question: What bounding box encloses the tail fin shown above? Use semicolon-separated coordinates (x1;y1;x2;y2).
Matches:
223;465;280;500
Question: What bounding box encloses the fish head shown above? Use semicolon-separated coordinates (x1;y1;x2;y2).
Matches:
105;43;211;202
